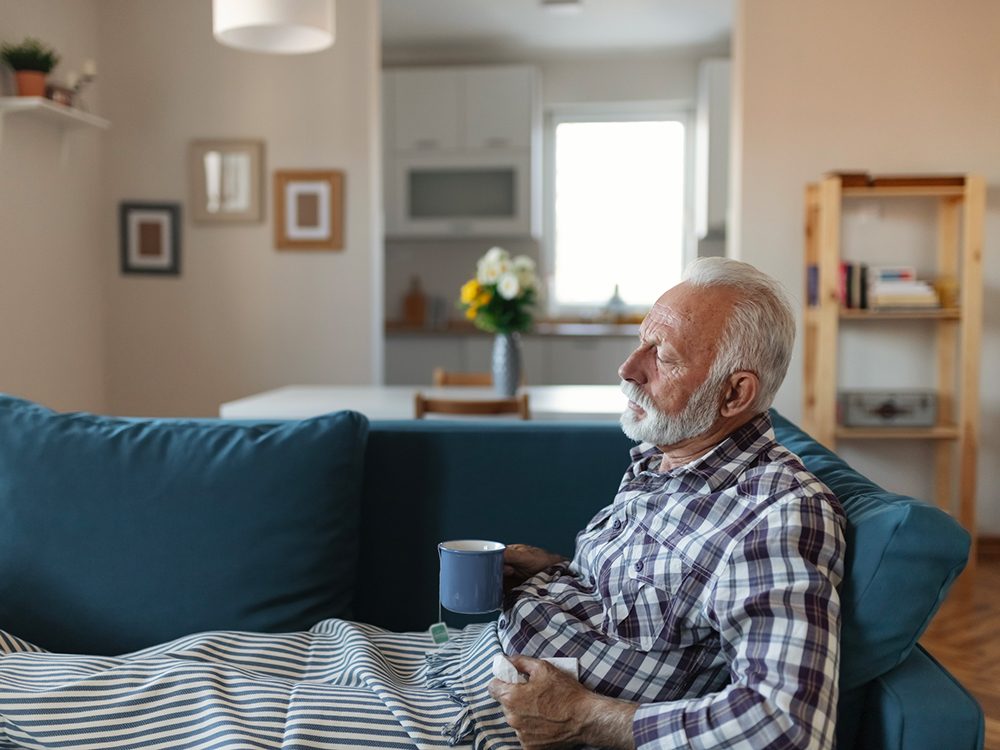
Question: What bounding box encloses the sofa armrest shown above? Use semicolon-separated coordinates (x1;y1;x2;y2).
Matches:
854;645;984;750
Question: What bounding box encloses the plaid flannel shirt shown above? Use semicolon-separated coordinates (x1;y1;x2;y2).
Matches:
498;412;846;750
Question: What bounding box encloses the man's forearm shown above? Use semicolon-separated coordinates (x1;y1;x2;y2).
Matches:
580;692;638;750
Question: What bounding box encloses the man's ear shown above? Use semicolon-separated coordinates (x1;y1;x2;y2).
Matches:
720;371;759;418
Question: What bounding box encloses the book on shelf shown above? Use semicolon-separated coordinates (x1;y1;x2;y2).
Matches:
872;266;917;283
839;261;872;309
869;279;939;309
806;264;819;306
805;262;941;311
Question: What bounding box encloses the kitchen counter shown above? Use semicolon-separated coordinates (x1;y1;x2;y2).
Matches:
385;319;641;338
221;384;627;421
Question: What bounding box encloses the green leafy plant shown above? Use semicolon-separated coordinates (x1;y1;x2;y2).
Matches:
0;37;60;73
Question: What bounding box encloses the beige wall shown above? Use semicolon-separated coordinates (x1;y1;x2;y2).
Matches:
100;0;382;416
733;0;1000;530
0;0;107;412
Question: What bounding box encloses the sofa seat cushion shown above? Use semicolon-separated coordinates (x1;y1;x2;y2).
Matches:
0;395;368;655
770;411;970;691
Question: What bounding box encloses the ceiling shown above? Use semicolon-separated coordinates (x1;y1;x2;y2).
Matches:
381;0;733;62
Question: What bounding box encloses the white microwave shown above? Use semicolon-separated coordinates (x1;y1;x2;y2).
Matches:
385;152;537;238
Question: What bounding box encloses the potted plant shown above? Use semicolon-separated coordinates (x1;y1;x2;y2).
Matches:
1;37;60;97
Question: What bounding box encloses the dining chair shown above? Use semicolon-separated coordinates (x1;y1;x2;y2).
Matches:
431;368;492;387
414;392;530;420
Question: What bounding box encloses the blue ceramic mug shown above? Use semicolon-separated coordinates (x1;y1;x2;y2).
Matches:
438;540;506;614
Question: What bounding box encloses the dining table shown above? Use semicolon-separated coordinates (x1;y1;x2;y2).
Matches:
219;384;628;421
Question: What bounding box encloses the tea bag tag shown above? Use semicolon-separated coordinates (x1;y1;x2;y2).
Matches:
429;621;450;645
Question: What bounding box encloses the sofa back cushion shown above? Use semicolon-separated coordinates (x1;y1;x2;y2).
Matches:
0;395;368;655
770;411;969;690
356;420;636;631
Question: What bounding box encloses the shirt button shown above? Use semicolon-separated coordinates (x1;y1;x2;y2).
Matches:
536;588;548;597
498;618;507;629
612;518;622;530
634;560;644;572
589;575;596;585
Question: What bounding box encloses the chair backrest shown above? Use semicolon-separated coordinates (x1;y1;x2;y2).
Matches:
414;392;530;420
432;368;492;387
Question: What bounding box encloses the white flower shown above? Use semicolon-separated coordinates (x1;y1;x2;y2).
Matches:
477;247;512;285
497;272;521;300
512;255;537;290
483;246;509;265
478;259;501;284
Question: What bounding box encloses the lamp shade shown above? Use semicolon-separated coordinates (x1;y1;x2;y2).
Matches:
213;0;335;54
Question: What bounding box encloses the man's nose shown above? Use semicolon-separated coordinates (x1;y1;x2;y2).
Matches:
618;348;645;384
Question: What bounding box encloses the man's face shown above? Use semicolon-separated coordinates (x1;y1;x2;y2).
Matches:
617;283;738;447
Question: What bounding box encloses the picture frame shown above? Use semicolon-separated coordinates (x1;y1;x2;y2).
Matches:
188;139;265;223
119;202;181;275
274;169;344;251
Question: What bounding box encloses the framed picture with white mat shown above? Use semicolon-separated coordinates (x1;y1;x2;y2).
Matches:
273;169;344;251
119;202;181;276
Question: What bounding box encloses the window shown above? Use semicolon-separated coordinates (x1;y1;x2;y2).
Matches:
545;109;690;313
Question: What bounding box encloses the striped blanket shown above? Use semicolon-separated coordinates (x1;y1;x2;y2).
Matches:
0;620;519;750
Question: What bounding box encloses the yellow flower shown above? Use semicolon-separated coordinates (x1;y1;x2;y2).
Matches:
476;290;492;306
460;279;481;304
465;307;477;320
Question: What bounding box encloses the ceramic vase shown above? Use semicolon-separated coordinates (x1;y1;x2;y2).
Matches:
491;332;521;397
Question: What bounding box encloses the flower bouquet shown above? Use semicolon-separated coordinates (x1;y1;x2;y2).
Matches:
458;247;538;396
459;246;538;334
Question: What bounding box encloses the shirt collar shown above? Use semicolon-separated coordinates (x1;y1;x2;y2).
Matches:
627;412;776;490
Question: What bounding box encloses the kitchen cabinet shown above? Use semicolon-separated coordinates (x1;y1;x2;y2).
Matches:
383;65;540;238
384;338;465;386
389;69;461;152
544;338;635;386
384;334;633;387
463;67;535;150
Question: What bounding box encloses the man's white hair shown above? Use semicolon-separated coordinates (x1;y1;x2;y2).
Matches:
682;257;795;413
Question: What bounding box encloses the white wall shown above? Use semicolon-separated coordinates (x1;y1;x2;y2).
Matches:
733;0;1000;531
0;0;107;412
99;0;382;416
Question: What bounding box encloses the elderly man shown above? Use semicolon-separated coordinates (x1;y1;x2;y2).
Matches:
0;259;843;750
488;257;845;750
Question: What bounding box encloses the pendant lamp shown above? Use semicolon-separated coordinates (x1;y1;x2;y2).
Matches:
213;0;335;55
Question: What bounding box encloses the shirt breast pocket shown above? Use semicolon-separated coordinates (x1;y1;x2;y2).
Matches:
604;552;686;652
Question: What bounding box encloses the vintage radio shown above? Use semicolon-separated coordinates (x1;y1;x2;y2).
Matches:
839;390;938;428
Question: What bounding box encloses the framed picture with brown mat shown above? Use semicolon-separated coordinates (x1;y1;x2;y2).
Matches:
119;202;181;276
273;169;344;251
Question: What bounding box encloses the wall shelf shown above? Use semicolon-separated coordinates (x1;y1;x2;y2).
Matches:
839;308;962;321
836;425;960;441
0;96;109;150
841;185;966;199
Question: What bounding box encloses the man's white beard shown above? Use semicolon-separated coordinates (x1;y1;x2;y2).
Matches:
619;377;722;447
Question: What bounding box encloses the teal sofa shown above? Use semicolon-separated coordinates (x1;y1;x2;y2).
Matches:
0;395;983;750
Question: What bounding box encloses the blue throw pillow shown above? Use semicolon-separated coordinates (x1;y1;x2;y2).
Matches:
0;395;368;655
770;410;970;691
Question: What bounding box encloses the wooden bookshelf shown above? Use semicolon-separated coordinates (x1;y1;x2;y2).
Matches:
802;173;984;569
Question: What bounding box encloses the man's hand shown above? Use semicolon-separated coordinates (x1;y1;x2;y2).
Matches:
487;656;637;750
503;545;567;592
